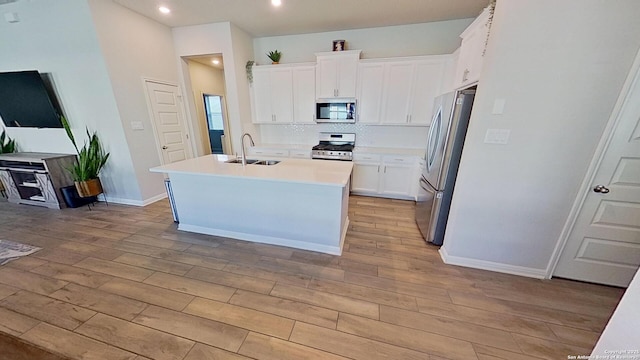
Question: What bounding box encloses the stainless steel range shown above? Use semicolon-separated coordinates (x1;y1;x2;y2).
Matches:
312;133;355;161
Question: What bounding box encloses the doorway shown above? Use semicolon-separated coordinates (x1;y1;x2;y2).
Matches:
203;94;227;154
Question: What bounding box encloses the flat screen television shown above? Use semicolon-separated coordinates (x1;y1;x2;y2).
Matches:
0;70;63;128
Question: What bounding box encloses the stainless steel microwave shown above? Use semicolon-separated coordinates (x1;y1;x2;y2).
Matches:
315;99;356;123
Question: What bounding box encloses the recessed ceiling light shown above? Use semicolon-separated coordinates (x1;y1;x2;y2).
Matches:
271;0;282;7
159;6;171;14
212;59;220;65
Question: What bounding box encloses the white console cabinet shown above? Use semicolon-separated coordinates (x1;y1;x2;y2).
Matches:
0;152;76;209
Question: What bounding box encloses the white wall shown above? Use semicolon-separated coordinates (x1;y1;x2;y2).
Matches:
441;1;640;274
172;22;256;156
186;60;226;155
253;19;473;64
0;0;140;202
592;269;640;354
87;0;180;203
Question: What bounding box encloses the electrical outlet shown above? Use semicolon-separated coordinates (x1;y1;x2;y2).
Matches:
484;129;510;145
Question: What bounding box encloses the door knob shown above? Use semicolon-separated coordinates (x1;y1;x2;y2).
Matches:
162;146;168;150
593;185;610;194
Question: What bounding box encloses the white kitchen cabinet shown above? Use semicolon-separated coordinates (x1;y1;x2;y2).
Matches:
454;7;490;89
252;66;293;124
315;50;361;99
292;66;316;124
379;160;415;197
381;59;445;126
248;148;290;158
356;62;385;124
351;153;419;200
290;150;311;159
357;56;446;126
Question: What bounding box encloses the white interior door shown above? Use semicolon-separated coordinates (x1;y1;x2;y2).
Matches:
144;80;192;164
554;60;640;287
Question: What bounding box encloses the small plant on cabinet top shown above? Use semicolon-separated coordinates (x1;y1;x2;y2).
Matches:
267;50;281;64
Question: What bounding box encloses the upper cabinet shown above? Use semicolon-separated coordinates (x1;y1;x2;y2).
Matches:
357;56;447;126
252;64;316;124
454;7;491;89
315;50;361;99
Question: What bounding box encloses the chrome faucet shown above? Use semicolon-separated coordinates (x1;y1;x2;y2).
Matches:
240;133;255;166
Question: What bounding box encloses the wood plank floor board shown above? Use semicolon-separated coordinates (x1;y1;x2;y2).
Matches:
113;253;194;276
0;290;96;330
223;262;312;288
132;305;248;352
256;256;345;282
415;296;559;340
270;283;380;320
76;313;195;360
0;307;40;336
21;322;137;360
4;256;48;271
183;297;295;339
98;278;195;311
337;313;479;360
122;234;191;251
289;322;432;360
473;344;542;360
308;278;419;311
344;271;452;303
239;332;350;360
511;333;592;360
448;290;609;332
57;241;124;261
379;305;522;353
74;257;154;282
185;266;275;294
30;262;114;288
143;271;236;302
0;283;19;300
31;248;87;266
229;289;339;329
49;283;148;321
183;343;252;360
0;267;68;295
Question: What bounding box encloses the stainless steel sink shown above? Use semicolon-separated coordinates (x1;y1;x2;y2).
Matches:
254;160;280;166
225;159;280;166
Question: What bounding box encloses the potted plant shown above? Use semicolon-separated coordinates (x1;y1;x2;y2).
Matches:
0;129;16;154
60;116;110;198
267;50;281;64
0;129;17;195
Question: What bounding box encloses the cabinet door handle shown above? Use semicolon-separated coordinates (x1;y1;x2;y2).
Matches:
406;115;409;122
408;115;412;123
384;166;387;173
463;69;469;82
377;165;380;172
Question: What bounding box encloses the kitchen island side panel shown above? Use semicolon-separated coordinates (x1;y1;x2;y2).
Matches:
169;173;348;254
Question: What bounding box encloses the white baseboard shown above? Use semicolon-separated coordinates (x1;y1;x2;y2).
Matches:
179;220;347;255
99;193;167;207
439;246;547;279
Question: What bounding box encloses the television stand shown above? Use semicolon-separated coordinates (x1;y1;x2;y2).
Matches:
0;152;77;209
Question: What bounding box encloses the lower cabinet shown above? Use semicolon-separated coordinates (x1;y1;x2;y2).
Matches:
351;154;419;200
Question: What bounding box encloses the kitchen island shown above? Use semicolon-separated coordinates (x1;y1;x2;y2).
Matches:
150;155;353;255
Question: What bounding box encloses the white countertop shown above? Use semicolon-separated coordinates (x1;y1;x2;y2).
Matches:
150;155;353;186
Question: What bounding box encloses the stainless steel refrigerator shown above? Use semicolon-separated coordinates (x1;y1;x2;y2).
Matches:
415;89;476;245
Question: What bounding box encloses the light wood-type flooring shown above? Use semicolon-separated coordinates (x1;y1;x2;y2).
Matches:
0;195;624;360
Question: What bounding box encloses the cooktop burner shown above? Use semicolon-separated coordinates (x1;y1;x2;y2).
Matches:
312;144;354;151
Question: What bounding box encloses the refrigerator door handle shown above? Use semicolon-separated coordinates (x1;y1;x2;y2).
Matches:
425;110;437;168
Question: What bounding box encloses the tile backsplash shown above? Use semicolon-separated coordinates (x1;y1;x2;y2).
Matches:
258;123;429;149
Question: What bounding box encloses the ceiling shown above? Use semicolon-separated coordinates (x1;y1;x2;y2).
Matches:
187;54;225;70
113;0;489;37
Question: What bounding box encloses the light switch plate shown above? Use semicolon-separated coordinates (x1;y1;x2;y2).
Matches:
492;99;506;114
484;129;510;144
130;121;144;130
4;12;19;23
